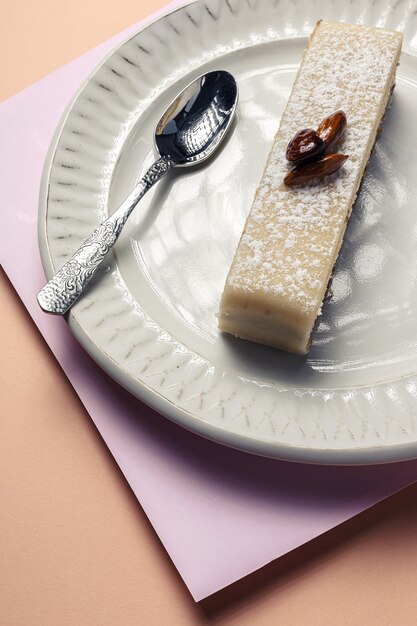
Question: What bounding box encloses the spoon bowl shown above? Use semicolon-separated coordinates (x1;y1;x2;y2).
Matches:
155;70;238;166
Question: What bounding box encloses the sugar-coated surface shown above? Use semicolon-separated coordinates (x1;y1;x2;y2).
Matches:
223;22;402;321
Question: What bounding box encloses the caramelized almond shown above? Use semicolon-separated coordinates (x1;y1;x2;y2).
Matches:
284;153;349;186
285;128;325;163
316;110;347;150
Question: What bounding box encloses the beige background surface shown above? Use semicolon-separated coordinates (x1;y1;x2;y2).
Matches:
2;1;417;624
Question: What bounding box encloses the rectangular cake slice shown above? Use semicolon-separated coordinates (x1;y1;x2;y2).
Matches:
218;20;402;354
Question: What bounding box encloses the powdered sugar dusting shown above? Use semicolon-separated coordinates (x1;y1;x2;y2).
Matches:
226;21;402;317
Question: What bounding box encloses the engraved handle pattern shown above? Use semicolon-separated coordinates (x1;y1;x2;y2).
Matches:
37;156;174;315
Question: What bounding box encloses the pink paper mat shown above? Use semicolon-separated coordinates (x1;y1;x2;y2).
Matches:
2;1;417;601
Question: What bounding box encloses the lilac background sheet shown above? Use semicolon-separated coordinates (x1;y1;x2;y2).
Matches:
2;2;417;601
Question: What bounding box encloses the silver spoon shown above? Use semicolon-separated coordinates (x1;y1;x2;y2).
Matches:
37;70;238;315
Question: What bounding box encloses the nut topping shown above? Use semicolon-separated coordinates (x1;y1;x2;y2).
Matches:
285;128;325;164
316;110;347;150
284;110;348;186
284;153;349;186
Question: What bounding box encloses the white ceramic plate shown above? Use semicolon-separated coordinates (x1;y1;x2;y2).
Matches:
39;0;417;464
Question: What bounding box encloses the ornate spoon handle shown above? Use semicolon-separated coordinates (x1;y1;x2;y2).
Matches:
37;156;175;315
